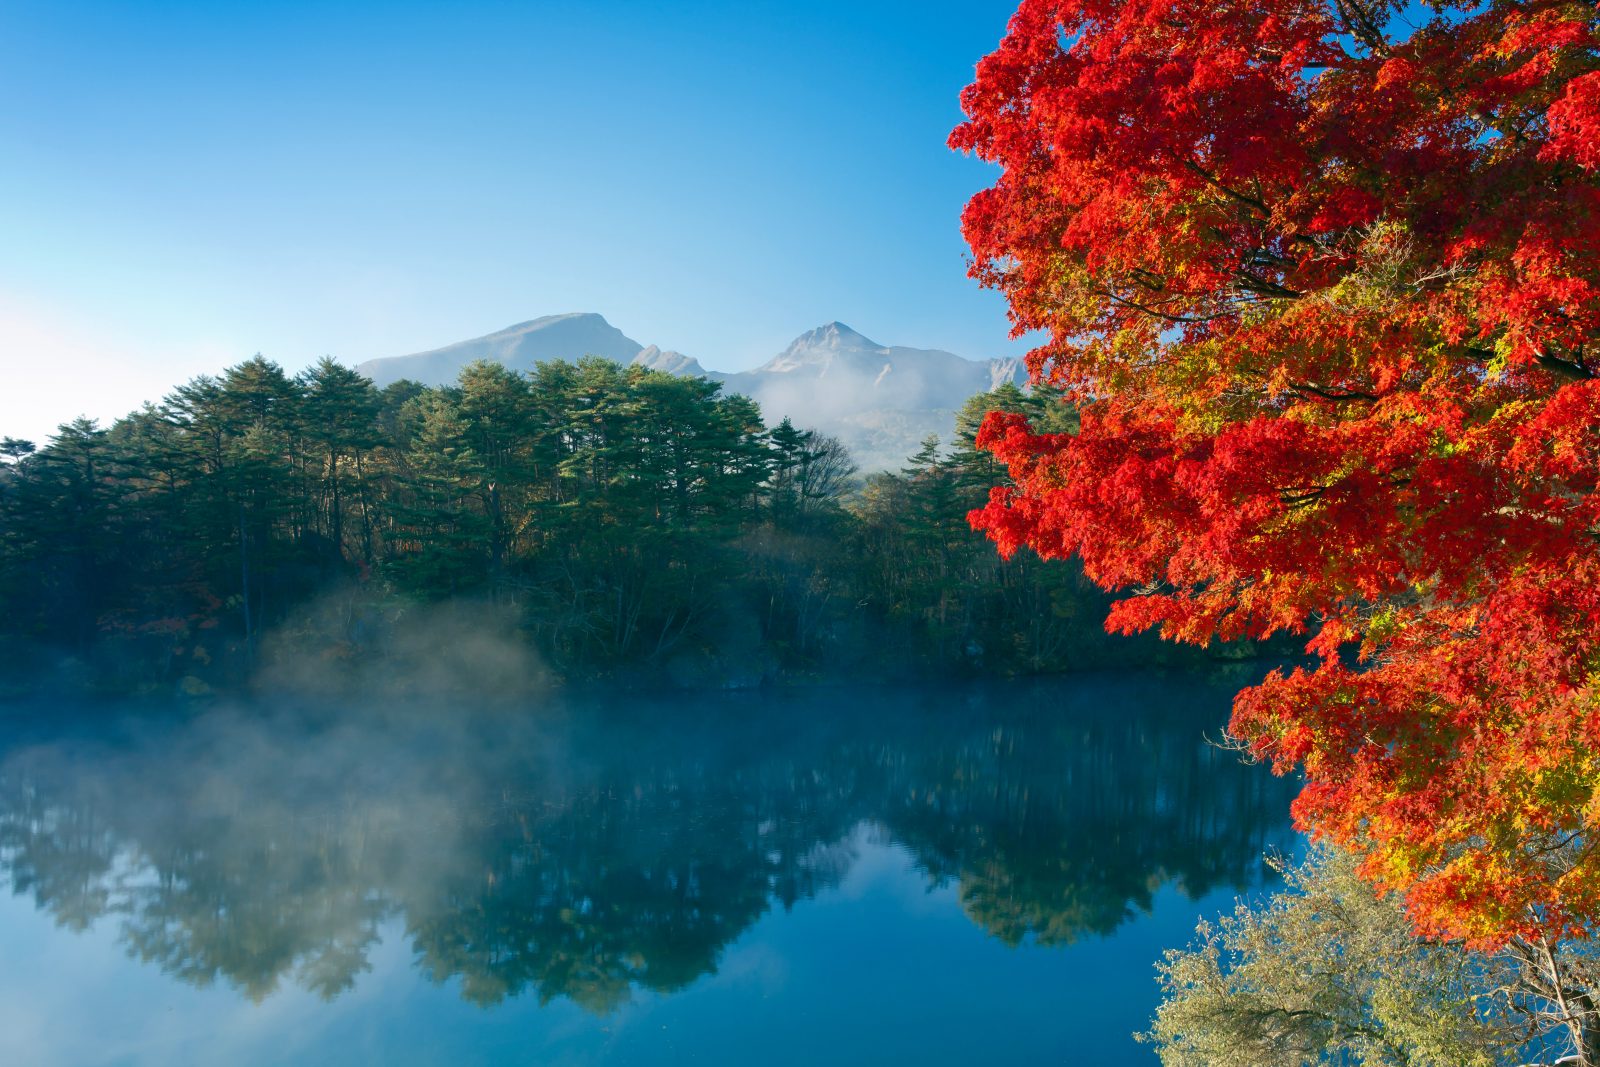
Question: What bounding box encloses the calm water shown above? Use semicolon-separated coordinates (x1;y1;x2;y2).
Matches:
0;671;1298;1066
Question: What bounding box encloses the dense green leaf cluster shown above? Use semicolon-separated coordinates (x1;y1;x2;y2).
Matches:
0;358;1214;692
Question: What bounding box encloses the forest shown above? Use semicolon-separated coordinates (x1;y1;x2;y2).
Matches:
0;355;1217;696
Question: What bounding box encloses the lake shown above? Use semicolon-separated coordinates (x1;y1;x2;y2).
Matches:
0;669;1299;1066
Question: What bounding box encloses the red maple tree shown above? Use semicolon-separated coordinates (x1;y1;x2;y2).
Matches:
952;0;1600;945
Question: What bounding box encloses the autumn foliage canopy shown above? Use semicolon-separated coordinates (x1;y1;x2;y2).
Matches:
952;0;1600;945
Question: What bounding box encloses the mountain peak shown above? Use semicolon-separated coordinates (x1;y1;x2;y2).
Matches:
761;322;889;375
501;311;613;332
632;345;706;377
785;321;881;353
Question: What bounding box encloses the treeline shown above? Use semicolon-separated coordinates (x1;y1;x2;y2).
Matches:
0;356;1218;693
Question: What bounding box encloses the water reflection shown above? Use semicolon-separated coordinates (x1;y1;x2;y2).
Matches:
0;673;1296;1013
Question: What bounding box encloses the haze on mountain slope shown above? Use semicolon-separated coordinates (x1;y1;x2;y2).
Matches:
354;313;1027;471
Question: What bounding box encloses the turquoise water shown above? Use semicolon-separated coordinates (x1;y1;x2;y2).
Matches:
0;672;1298;1065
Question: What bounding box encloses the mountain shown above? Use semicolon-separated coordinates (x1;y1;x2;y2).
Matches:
711;322;1027;470
720;320;1024;416
631;345;706;376
354;314;1027;470
354;313;643;388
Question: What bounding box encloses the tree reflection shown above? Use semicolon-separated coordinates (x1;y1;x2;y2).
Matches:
0;673;1297;1010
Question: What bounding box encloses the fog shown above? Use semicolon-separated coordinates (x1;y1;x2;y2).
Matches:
251;590;552;701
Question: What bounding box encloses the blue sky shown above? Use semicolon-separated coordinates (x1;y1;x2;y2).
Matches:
0;0;1027;445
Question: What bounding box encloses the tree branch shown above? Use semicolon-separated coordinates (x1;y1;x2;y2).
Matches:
1182;160;1271;215
1288;382;1379;403
1536;351;1594;382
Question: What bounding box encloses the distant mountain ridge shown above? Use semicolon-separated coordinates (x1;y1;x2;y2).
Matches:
354;314;1027;470
355;313;644;387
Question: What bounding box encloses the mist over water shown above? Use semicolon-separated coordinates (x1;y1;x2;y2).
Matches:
0;670;1299;1065
250;591;554;701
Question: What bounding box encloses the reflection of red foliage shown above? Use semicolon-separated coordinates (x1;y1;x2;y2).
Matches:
953;0;1600;945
